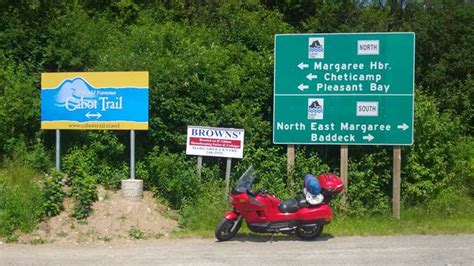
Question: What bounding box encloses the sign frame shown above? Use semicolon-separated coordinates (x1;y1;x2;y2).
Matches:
41;71;149;131
273;32;415;146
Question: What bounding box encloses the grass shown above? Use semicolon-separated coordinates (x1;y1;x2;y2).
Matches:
0;160;44;237
172;199;474;238
97;235;112;242
326;208;474;236
30;237;46;245
128;226;145;239
119;214;127;221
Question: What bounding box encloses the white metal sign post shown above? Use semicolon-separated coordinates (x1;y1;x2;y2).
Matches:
56;129;60;170
130;130;135;180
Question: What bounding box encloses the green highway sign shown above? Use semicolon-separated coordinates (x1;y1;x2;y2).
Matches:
273;32;415;145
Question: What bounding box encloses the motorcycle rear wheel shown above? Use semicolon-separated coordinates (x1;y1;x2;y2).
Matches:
215;217;242;241
295;225;324;240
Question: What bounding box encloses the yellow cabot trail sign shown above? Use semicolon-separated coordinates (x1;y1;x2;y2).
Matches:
41;71;149;130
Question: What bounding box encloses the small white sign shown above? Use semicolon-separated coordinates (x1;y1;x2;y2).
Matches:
308;37;324;59
308;98;324;120
186;126;245;159
357;40;380;55
356;101;379;117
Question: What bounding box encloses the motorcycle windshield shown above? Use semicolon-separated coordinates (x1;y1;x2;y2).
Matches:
233;166;256;193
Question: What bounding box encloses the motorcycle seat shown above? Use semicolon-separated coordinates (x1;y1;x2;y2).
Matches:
278;199;300;213
295;194;308;208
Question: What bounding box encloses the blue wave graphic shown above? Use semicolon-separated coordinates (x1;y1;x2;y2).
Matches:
41;77;148;123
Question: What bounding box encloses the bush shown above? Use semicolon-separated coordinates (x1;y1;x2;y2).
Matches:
70;172;97;220
344;151;392;216
179;178;228;232
236;146;289;199
0;162;44;236
27;141;52;172
292;147;331;193
62;148;97;180
451;137;474;197
42;170;64;217
63;147;98;219
403;93;464;206
144;149;203;209
62;133;129;189
427;188;472;216
95;164;128;190
0;56;39;155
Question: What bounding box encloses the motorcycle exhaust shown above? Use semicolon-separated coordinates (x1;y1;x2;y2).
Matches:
278;227;297;233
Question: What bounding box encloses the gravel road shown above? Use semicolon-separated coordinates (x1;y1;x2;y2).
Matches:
1;234;473;265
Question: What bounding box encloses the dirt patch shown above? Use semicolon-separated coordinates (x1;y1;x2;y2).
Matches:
19;186;177;244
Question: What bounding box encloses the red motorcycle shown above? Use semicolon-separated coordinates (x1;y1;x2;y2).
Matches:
215;167;344;241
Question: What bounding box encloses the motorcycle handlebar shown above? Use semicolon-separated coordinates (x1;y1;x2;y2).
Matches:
247;188;258;196
247;188;268;197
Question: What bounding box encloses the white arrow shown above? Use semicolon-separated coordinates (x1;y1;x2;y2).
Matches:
86;112;102;119
397;123;409;131
298;83;309;91
297;62;309;70
306;73;318;80
363;134;374;142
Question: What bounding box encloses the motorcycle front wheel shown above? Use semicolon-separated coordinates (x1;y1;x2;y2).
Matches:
295;225;324;240
215;217;242;241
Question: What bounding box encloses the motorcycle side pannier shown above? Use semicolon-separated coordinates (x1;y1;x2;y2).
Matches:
318;174;344;197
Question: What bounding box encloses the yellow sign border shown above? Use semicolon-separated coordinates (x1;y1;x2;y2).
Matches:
41;71;149;89
41;121;148;130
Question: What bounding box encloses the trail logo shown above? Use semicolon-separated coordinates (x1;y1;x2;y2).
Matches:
308;98;324;120
308;37;324;59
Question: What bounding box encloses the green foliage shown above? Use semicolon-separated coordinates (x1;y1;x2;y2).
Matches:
44;6;118;71
178;177;228;232
326;196;474;236
63;147;98;219
143;149;203;209
95;164;128;190
292;147;331;194
42;170;64;217
212;2;293;52
427;187;473;216
237;146;288;198
5;234;19;243
70;171;97;220
27;141;52;172
62;148;97;180
0;161;43;236
30;237;46;245
2;138;51;172
403;92;463;205
403;1;474;133
452;137;474;197
94;14;276;150
345;151;392;216
0;0;473;233
0;55;40;155
128;226;145;239
88;131;128;189
62;132;129;189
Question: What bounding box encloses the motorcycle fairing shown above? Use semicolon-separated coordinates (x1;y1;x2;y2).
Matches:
231;192;333;224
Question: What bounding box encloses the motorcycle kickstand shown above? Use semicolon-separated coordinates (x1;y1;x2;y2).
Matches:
270;233;274;243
